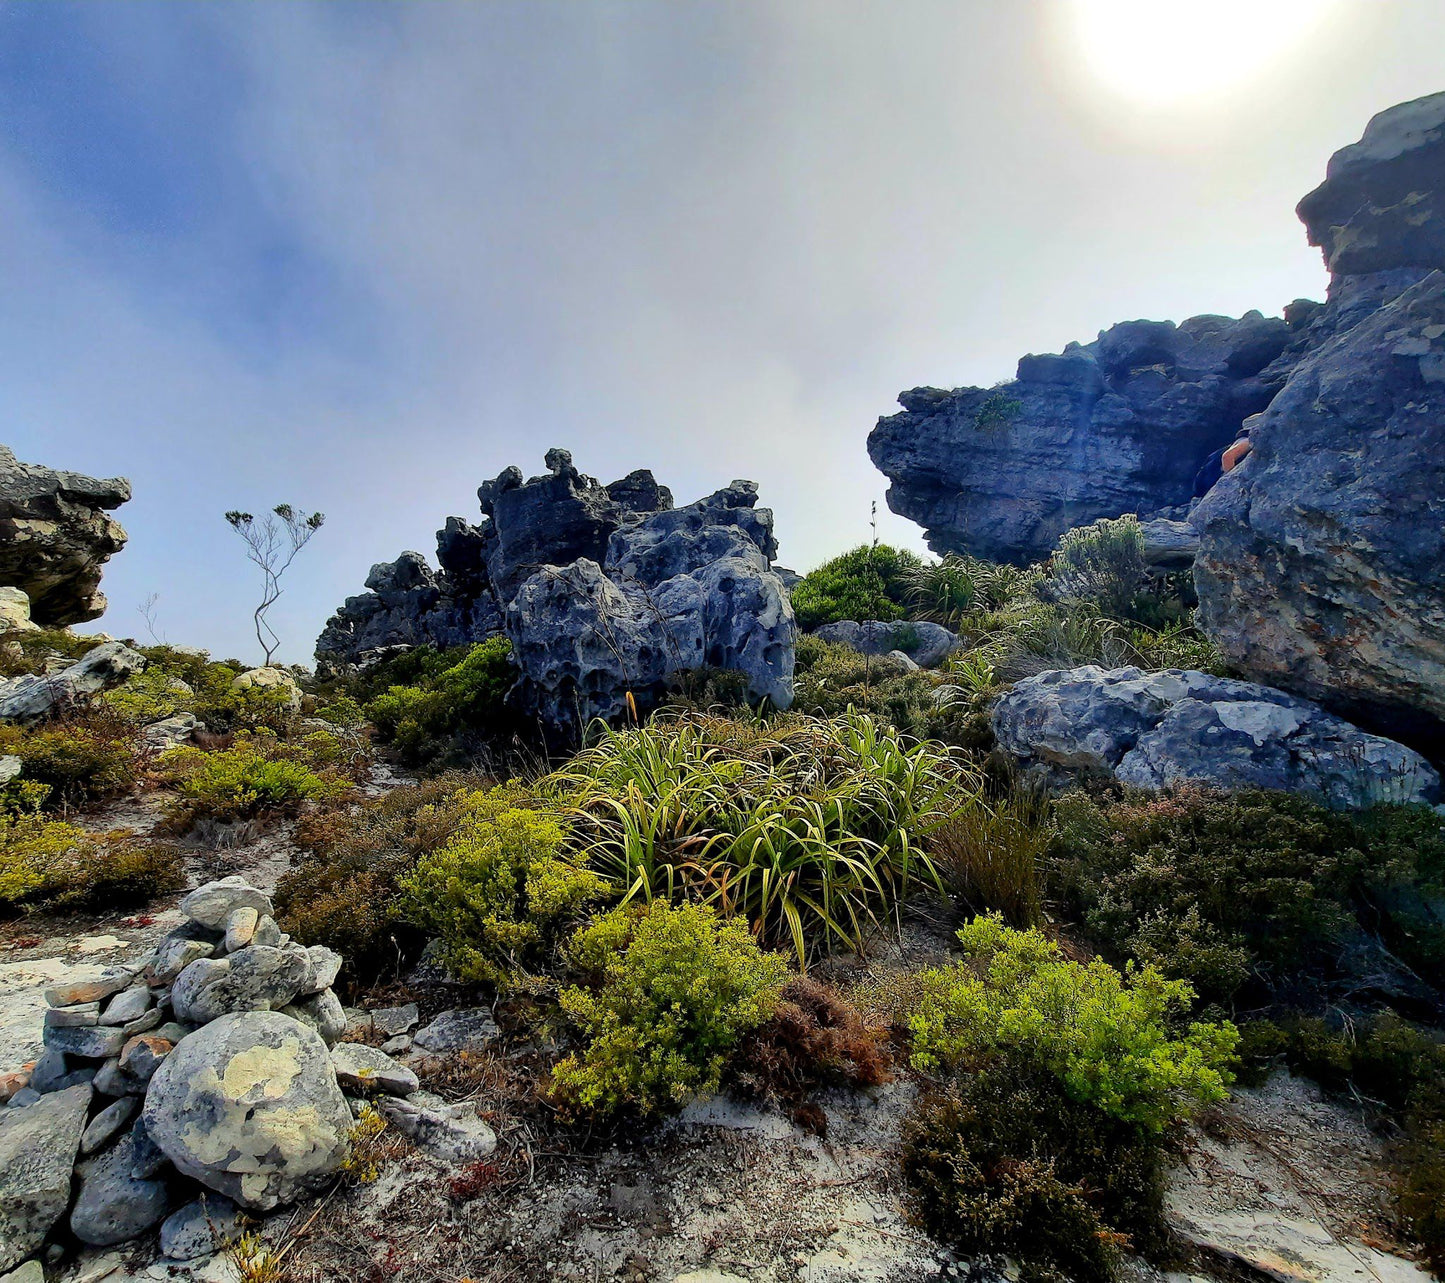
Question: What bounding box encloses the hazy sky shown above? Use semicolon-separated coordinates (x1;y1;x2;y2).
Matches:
4;1;1442;663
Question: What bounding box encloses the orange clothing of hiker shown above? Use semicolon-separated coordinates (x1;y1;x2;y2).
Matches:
1221;436;1253;472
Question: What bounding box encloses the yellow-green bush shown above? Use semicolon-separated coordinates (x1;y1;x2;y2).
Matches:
0;711;141;807
552;901;788;1117
160;730;357;826
100;667;196;725
906;915;1236;1132
399;784;606;988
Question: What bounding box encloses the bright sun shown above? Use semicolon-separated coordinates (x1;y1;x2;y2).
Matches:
1066;0;1345;107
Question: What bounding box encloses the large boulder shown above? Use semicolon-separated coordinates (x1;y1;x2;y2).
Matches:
867;311;1294;563
142;1011;352;1211
813;619;959;669
992;665;1439;810
0;446;130;626
0;640;146;724
507;482;795;734
1297;91;1445;277
0;1082;92;1271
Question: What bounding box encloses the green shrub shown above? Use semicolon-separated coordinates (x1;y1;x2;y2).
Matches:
1049;789;1445;1005
160;730;358;827
1051;515;1149;623
903;1058;1167;1283
101;667;197;725
0;628;101;679
275;773;487;983
552;901;788;1116
791;545;922;630
0;710;141;808
973;391;1023;431
555;710;965;963
0;795;183;913
365;637;517;768
903;554;1040;630
907;915;1235;1132
132;645;299;732
400;784;606;988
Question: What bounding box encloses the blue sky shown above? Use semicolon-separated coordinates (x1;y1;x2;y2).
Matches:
3;1;1443;662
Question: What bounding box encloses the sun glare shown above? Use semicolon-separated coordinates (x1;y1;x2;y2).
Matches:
1066;0;1345;107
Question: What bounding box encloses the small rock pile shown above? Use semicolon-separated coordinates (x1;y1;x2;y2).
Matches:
0;876;494;1276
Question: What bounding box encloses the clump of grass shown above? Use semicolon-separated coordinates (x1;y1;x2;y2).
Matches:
930;794;1048;927
555;710;968;964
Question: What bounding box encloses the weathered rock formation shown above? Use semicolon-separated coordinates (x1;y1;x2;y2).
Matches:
993;666;1440;810
868;311;1295;563
1195;92;1445;756
0;446;130;626
813;619;959;669
0;640;146;724
319;451;795;735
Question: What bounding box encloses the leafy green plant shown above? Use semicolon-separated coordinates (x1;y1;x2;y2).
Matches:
1051;515;1150;624
790;544;922;630
555;711;965;964
903;1057;1167;1283
906;915;1236;1132
0;628;101;679
100;667;197;725
973;390;1023;430
552;901;788;1116
400;784;606;988
0;709;142;808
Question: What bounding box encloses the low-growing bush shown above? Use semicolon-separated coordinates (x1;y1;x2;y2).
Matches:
160;729;361;828
906;915;1235;1132
791;544;922;630
275;774;488;982
552;901;788;1117
1049;789;1445;1006
556;711;967;963
400;784;606;988
903;1057;1168;1283
0;628;101;679
904;554;1040;630
365;637;519;768
0;789;184;913
0;708;142;808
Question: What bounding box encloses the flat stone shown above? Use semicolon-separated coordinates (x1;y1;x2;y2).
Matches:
70;1122;173;1247
379;1034;412;1057
299;946;341;996
120;1006;163;1038
179;877;273;931
0;1261;44;1283
0;1082;91;1271
369;1003;419;1038
44;973;133;1009
223;907;259;953
330;1043;419;1097
80;1096;140;1155
160;1195;242;1261
412;1007;499;1055
44;1002;99;1028
6;1088;40;1109
379;1096;496;1164
42;1025;125;1061
98;984;151;1027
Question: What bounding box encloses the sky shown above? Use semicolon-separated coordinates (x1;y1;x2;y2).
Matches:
3;1;1443;664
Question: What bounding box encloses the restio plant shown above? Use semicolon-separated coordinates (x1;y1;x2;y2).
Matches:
400;783;607;988
790;544;922;630
906;915;1236;1132
551;901;788;1117
555;710;965;964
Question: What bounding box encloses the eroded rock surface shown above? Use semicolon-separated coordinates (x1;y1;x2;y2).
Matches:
0;1082;92;1271
0;641;146;725
0;446;130;626
993;665;1440;809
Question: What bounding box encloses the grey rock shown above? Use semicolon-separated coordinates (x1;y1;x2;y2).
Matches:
300;945;341;996
159;1195;242;1261
0;1260;44;1283
1139;517;1200;570
280;989;347;1047
993;666;1440;810
222;907;258;953
179;876;273;930
0;1082;91;1271
5;1088;40;1109
43;1001;98;1029
378;1096;497;1164
1297;90;1445;276
119;1007;162;1038
147;929;218;986
0;641;146;725
1196;272;1445;755
814;619;959;669
142;712;198;751
26;1050;71;1094
98;984;151;1027
80;1096;139;1155
170;946;311;1024
69;1122;172;1246
0;445;130;626
412;1007;499;1055
330;1043;419;1097
379;1034;412;1057
91;1058;139;1099
368;1003;419;1038
0;756;20;784
252;915;282;948
42;1024;124;1060
118;1034;172;1084
44;972;135;1008
143;1011;353;1211
887;650;920;673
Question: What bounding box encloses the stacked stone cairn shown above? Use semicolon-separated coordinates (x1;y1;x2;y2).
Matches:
0;876;496;1276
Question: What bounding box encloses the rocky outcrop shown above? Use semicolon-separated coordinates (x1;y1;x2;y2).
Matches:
0;641;145;724
1194;93;1445;757
868;311;1294;563
507;481;795;733
0;447;130;626
992;666;1440;810
319;452;795;737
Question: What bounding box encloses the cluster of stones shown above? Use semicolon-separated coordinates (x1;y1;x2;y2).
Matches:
0;877;493;1276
